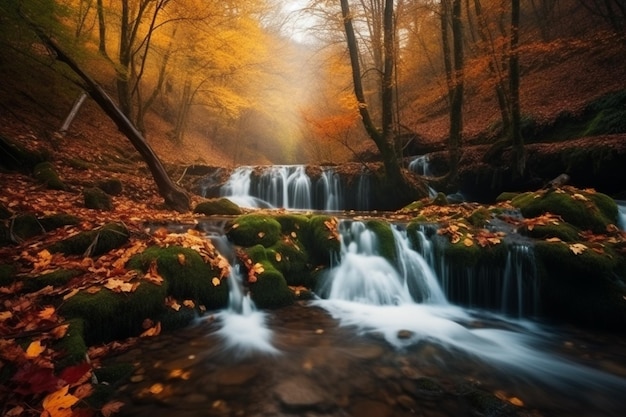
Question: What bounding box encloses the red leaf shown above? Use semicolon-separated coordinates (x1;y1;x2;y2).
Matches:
59;362;92;385
11;363;61;395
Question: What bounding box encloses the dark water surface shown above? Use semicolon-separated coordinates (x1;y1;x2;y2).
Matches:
106;303;626;417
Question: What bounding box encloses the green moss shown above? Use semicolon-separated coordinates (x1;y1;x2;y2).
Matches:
443;238;482;267
33;162;66;190
303;215;341;266
53;319;88;368
248;261;293;309
65;157;92;170
267;237;313;287
463;387;510;416
194;198;242;216
156;305;197;331
97;178;123;196
274;214;310;237
521;222;581;242
535;241;625;330
83;187;113;211
467;207;492;228
431;192;448;206
128;245;229;310
227;214;281;247
49;222;129;257
512;189;616;233
495;192;519;202
60;280;167;344
244;244;269;263
366;220;397;265
400;200;425;212
22;269;83;292
11;213;44;241
39;213;81;231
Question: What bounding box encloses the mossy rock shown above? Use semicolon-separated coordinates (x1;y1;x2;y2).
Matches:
60;280;167;344
33;162;66;190
431;192;448;206
467;207;492;228
0;202;12;219
155;304;198;332
463;386;512;416
65;157;92;170
48;222;129;257
227;214;281;247
0;134;48;173
52;319;88;369
10;213;44;241
274;214;310;237
83;187;113;211
248;260;293;309
535;241;625;330
303;215;341;266
399;200;425;213
21;269;83;292
97;178;123;196
520;222;581;242
366;220;397;265
266;238;313;287
495;192;520;202
127;245;229;310
511;189;617;233
194;198;242;216
39;213;81;231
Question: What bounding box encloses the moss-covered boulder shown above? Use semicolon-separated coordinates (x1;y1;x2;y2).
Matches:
49;222;129;257
366;220;397;265
194;198;242;216
247;259;293;309
127;245;229;310
467;207;492;228
60;280;167;344
511;188;618;233
21;269;83;292
266;237;313;287
227;214;282;247
52;319;88;368
83;187;113;211
33;161;66;190
10;213;45;241
519;222;581;242
535;240;626;330
39;213;81;231
302;215;341;266
97;178;123;196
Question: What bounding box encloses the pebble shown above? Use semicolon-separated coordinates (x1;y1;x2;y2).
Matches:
273;376;332;411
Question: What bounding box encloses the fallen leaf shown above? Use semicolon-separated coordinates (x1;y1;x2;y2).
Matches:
39;306;56;320
63;288;80;300
545;237;563;243
183;299;195;308
101;400;125;417
42;385;79;417
569;243;587;255
572;193;588;201
177;253;186;265
104;278;135;293
211;277;221;287
275;252;282;262
26;340;45;358
257;231;265;238
463;238;473;247
140;322;161;337
50;324;69;339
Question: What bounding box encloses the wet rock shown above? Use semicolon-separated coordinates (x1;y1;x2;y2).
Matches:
345;344;384;360
397;329;414;339
349;399;393;417
274;376;332;411
215;365;259;386
401;377;444;400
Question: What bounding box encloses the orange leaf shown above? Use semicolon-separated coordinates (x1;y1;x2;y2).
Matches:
42;385;79;417
39;306;56;320
463;238;474;247
140;322;161;337
275;252;282;262
26;340;45;358
177;253;186;265
211;277;221;287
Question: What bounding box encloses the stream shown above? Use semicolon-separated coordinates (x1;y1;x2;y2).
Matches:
105;216;626;417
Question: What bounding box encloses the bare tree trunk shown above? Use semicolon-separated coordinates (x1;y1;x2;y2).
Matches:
29;24;190;212
96;0;107;57
449;0;464;181
510;0;525;178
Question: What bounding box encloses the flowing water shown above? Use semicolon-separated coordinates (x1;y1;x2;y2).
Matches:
618;201;626;230
109;220;626;417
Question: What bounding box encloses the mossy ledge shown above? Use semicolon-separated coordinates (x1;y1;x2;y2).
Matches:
48;222;129;257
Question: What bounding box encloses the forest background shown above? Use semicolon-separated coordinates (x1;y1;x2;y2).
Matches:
0;0;625;177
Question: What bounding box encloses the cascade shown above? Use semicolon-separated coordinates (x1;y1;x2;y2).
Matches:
408;155;433;176
287;165;312;209
317;168;342;211
502;244;539;317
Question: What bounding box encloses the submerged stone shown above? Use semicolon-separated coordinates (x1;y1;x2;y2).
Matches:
274;376;331;411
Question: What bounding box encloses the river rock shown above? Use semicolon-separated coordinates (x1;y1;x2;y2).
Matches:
349;399;393;417
273;376;332;411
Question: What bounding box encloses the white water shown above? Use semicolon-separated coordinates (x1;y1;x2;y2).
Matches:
408;155;433;177
314;221;626;412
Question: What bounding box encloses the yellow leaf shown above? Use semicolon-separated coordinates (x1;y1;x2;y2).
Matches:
63;288;79;300
231;223;239;229
291;231;297;238
42;385;79;417
177;253;186;265
0;311;13;321
211;277;221;287
463;238;473;247
51;324;69;339
253;263;265;274
39;306;56;320
104;278;135;293
545;237;563;243
569;243;587;255
149;383;164;394
258;231;265;238
26;340;45;358
451;234;461;244
572;193;588;201
183;299;195;308
275;252;282;262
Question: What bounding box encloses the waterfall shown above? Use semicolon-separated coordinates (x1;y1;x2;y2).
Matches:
220;166;269;208
408;155;432;176
318;168;342;211
502;244;539;318
287;166;312;209
257;166;289;208
356;171;371;211
316;221;446;306
618;201;626;231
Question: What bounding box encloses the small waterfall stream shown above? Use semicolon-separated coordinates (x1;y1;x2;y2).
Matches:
618;200;626;230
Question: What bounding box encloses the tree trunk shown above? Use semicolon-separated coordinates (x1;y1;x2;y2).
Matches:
96;0;107;57
448;0;464;181
30;25;190;212
510;0;525;178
